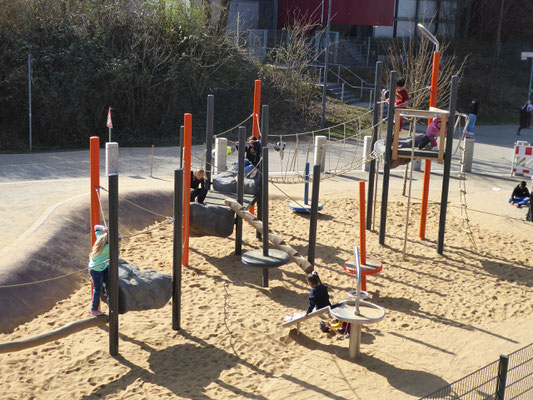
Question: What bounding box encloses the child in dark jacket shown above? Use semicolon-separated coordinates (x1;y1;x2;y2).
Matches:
306;271;331;315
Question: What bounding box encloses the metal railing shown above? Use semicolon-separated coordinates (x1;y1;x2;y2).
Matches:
312;63;374;108
420;343;533;400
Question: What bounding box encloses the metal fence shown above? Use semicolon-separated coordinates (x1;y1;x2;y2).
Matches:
420;343;533;400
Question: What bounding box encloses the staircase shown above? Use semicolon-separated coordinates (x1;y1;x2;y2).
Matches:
325;82;360;105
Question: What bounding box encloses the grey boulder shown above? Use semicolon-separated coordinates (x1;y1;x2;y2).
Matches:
212;171;259;195
103;259;172;314
190;203;234;237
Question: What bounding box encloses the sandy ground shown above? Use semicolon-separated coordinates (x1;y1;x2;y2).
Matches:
0;125;532;399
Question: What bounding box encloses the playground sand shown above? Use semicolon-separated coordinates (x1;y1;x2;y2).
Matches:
0;188;532;399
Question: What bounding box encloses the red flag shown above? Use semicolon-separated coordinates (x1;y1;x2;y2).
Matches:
106;107;113;128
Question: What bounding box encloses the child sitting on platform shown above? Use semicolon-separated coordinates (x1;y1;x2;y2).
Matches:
398;117;441;150
306;271;331;315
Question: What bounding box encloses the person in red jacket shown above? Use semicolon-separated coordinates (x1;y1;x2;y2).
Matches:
395;78;409;129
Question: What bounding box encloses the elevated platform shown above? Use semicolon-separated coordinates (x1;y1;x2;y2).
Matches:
392;108;449;164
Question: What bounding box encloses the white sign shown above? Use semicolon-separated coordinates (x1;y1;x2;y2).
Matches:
521;52;533;60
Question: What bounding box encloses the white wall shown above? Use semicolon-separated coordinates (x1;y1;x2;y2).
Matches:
374;0;457;39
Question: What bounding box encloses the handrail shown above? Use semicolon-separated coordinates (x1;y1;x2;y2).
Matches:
309;63;374;107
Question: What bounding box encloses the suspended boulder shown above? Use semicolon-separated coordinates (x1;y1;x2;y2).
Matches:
190;203;235;237
211;170;259;196
103;260;171;314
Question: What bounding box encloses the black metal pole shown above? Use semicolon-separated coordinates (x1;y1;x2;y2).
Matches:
235;126;245;255
495;354;509;400
261;104;269;147
262;146;269;286
172;169;183;331
257;104;269;240
179;125;184;169
308;164;321;266
379;71;397;245
205;95;214;183
437;75;458;254
108;173;119;356
367;61;382;230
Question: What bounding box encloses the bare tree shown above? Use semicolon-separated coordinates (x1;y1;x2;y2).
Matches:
386;35;469;111
262;14;322;115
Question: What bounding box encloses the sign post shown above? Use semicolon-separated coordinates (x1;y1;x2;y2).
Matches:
106;107;113;142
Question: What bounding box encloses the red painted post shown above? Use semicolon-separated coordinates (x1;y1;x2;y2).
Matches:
359;181;366;266
182;114;192;266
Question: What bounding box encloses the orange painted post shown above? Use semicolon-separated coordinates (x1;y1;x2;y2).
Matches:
252;80;261;139
250;80;261;215
182;114;192;266
89;136;100;306
359;181;366;266
90;137;100;245
420;51;441;239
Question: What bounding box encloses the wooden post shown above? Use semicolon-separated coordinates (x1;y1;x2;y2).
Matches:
182;114;192;266
172;169;183;331
108;173;119;356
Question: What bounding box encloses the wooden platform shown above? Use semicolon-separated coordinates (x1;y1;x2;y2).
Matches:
392;108;448;164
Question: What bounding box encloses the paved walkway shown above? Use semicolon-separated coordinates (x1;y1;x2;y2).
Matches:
1;124;531;253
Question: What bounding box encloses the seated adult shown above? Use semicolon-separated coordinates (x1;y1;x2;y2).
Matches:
235;136;262;175
398;117;441;150
509;181;530;208
190;169;208;204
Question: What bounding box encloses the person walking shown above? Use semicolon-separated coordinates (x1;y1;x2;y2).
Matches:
467;99;479;137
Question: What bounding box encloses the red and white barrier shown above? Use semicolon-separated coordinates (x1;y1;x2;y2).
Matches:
512;141;533;176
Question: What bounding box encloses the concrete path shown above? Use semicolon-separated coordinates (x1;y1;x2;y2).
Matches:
1;124;531;255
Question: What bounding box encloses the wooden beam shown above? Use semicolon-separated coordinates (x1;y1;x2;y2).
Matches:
0;316;108;354
225;199;314;274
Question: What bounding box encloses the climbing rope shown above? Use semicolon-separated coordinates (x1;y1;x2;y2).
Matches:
454;113;478;250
